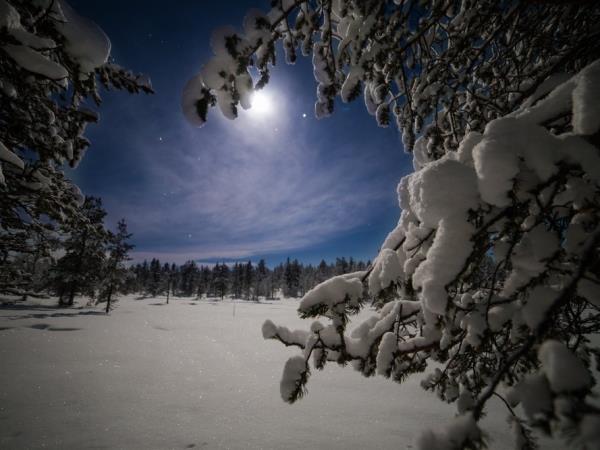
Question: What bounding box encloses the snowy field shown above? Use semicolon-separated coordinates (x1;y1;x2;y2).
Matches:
0;295;553;450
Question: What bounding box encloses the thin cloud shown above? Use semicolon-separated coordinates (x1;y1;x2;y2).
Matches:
94;84;399;264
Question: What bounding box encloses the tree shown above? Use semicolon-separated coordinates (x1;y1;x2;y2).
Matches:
52;196;108;306
147;258;164;297
180;260;200;296
213;263;230;299
231;262;244;298
188;1;600;448
256;258;268;299
198;266;212;298
242;260;255;300
98;219;133;313
283;258;301;297
0;0;151;295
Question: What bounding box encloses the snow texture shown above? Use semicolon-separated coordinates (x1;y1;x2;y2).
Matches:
181;74;208;127
0;140;24;170
538;340;591;393
416;414;480;450
262;319;309;347
508;373;553;421
54;0;111;73
521;286;556;329
401;156;479;314
501;224;559;298
0;295;566;449
375;331;397;376
280;356;307;402
3;44;68;79
299;274;363;313
368;248;403;296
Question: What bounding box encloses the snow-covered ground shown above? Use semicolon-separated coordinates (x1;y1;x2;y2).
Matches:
0;295;548;449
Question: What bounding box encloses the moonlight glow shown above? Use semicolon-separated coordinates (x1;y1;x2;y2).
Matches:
250;91;273;116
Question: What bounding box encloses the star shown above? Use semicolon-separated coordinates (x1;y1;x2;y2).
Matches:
302;113;307;118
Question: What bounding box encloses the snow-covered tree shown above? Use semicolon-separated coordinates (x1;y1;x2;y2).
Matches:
283;258;301;297
0;0;151;295
179;260;200;297
147;258;165;297
52;196;108;306
213;263;230;299
98;219;133;313
256;258;268;299
185;1;600;448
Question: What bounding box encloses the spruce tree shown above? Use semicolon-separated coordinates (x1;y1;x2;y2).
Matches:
213;263;229;299
0;1;152;296
147;258;163;297
98;219;133;313
52;196;107;306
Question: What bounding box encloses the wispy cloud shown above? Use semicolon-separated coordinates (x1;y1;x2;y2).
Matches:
94;85;399;264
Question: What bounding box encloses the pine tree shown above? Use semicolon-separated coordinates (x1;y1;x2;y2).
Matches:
0;1;152;296
190;1;600;448
242;261;254;300
213;263;229;299
52;197;108;306
170;263;180;296
231;263;243;299
147;258;163;297
98;219;133;313
256;259;268;300
197;266;212;298
180;261;199;297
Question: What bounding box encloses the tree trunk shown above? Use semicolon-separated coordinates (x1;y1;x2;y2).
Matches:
105;283;113;314
68;282;76;306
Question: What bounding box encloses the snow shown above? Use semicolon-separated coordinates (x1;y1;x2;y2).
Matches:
508;373;553;421
413;217;474;314
375;331;397;376
0;0;19;29
54;0;111;73
487;303;516;332
405;157;479;228
280;356;308;402
0;295;536;449
578;279;600;308
181;74;208;127
368;248;403;296
538;340;591;393
415;414;480;450
2;44;68;80
298;274;363;314
501;224;559;298
261;319;309;347
516;59;600;135
578;414;600;450
0;140;24;170
521;286;556;329
572;60;600;135
455;131;482;166
399;156;480;314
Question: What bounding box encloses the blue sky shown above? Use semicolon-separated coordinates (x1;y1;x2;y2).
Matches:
68;0;412;265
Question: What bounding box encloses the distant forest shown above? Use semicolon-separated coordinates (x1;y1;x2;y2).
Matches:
130;257;371;301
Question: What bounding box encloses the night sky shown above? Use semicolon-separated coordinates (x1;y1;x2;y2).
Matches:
68;0;412;266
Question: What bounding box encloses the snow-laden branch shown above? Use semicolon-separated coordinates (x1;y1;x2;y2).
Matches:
261;60;600;449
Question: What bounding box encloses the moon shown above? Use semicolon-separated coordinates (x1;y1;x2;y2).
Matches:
250;91;273;116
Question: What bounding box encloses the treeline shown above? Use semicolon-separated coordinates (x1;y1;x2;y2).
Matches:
126;257;370;300
6;190;370;305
